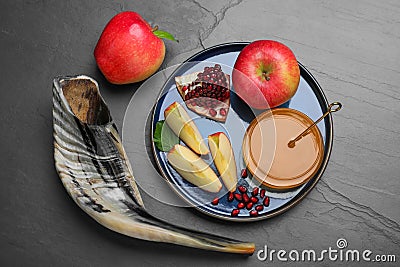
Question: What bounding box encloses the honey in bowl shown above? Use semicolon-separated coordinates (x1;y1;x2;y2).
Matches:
242;108;324;189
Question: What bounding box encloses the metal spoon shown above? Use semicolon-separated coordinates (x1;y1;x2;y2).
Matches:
288;102;342;148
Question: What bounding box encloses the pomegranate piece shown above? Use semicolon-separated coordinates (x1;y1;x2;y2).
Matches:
238;185;247;193
263;196;270;207
246;202;253;210
231;209;240;217
251;187;259;196
255;205;264;212
175;64;230;122
260;189;266;198
234;193;242;202
250;210;259;217
250;196;259;203
209;108;217;117
242;193;250;203
227;192;234;202
211;197;219;205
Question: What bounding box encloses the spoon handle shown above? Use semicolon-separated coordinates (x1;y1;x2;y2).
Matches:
288;102;342;148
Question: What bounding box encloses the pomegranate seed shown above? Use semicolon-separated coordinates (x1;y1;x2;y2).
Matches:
246;202;253;210
214;64;221;70
255;205;264;211
234;193;242;201
231;209;240;217
250;210;259;217
237;202;245;209
260;189;266;198
211;197;219;205
209;109;217;117
238;185;247;193
241;169;248;178
220;108;227;116
263;196;270;207
182;86;188;92
242;193;250;203
250;196;259;203
227;192;234;202
252;187;259;196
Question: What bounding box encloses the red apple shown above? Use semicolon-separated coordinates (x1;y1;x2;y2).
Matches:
94;11;176;84
232;40;300;109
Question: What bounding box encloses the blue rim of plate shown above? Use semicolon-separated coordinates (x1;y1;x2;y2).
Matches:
151;42;333;222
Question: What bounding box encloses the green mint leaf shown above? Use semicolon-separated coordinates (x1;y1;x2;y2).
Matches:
153;120;179;152
153;30;178;42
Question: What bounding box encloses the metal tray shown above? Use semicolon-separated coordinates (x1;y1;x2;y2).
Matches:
151;42;333;221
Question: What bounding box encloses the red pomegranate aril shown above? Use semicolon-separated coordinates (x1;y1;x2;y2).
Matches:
220;108;227;116
238;185;247;193
227;192;234;202
252;187;259;196
241;169;248;178
234;193;242;201
209;108;217;117
242;193;250;203
250;196;258;203
246;202;253;210
237;202;245;209
250;210;259;217
255;205;264;212
211;197;219;205
263;196;270;207
260;189;266;198
231;209;240;217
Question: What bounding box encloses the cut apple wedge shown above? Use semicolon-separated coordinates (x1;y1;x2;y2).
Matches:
208;132;238;192
168;144;222;193
164;102;209;155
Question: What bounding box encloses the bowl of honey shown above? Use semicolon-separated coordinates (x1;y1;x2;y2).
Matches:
242;108;325;189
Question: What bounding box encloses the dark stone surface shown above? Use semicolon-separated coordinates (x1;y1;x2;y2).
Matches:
1;0;399;266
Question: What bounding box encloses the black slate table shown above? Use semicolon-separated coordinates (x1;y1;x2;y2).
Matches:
1;1;399;266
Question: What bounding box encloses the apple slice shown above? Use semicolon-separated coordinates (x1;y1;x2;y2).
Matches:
164;102;209;155
208;132;238;192
168;145;222;193
175;64;230;122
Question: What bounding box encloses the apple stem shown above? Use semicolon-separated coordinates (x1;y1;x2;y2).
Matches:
151;25;159;32
262;72;270;81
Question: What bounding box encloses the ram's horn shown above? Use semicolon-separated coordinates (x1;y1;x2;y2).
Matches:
52;75;255;254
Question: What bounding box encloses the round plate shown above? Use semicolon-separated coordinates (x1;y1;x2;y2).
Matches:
151;42;333;222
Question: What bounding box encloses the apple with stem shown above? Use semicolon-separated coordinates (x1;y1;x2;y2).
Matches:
94;11;177;84
232;40;300;109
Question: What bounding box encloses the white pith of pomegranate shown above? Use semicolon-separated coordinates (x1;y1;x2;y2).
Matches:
175;64;230;122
